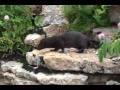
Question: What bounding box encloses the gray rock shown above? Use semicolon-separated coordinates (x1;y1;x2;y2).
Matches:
36;73;88;85
3;72;39;85
43;14;68;25
43;24;68;37
106;80;120;85
1;61;38;81
11;78;39;85
1;61;88;85
41;5;63;15
1;61;23;73
41;5;69;37
108;5;120;23
24;34;45;48
26;52;41;66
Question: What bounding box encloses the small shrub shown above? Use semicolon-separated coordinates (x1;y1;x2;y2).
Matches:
0;5;43;56
62;5;111;34
98;34;120;62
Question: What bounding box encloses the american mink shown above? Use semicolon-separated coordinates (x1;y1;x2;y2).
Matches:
37;31;100;53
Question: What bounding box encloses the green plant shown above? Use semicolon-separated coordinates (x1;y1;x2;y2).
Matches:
112;30;120;41
98;29;120;62
0;5;43;56
98;38;120;62
98;40;111;62
62;5;111;34
93;5;111;26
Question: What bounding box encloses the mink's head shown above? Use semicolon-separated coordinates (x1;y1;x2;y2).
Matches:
89;39;101;49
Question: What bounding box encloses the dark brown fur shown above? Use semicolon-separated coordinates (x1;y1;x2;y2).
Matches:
37;31;100;53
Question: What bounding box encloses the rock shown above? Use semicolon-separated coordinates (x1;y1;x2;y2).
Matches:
26;52;41;66
26;49;120;74
1;61;88;85
24;34;45;48
0;70;11;85
1;61;23;73
3;72;39;85
34;5;68;26
87;75;111;85
43;14;69;25
108;5;120;23
11;77;39;85
43;23;68;37
26;50;46;67
41;5;63;15
41;5;69;37
111;57;120;65
106;80;120;85
1;61;38;81
36;73;88;85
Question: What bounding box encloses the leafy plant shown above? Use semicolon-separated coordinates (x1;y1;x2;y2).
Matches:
62;5;112;34
98;40;111;62
98;28;120;62
0;5;43;56
112;30;120;41
93;5;111;26
98;38;120;62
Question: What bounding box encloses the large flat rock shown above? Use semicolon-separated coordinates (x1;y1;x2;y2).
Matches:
26;49;120;74
1;61;88;85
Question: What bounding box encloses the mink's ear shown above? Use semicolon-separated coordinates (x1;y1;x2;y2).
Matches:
91;40;100;45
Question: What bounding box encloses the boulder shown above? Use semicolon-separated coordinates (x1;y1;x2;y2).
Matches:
1;61;23;73
42;14;69;25
1;61;37;81
36;73;88;85
106;80;120;85
41;5;69;37
24;34;45;48
3;72;39;85
1;61;88;85
41;5;63;15
108;5;120;23
26;49;120;74
43;23;68;37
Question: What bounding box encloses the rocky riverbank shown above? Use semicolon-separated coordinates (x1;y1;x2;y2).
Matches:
1;59;120;85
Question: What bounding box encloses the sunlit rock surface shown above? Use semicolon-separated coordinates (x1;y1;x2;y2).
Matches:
24;34;45;47
42;5;69;37
26;48;120;74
